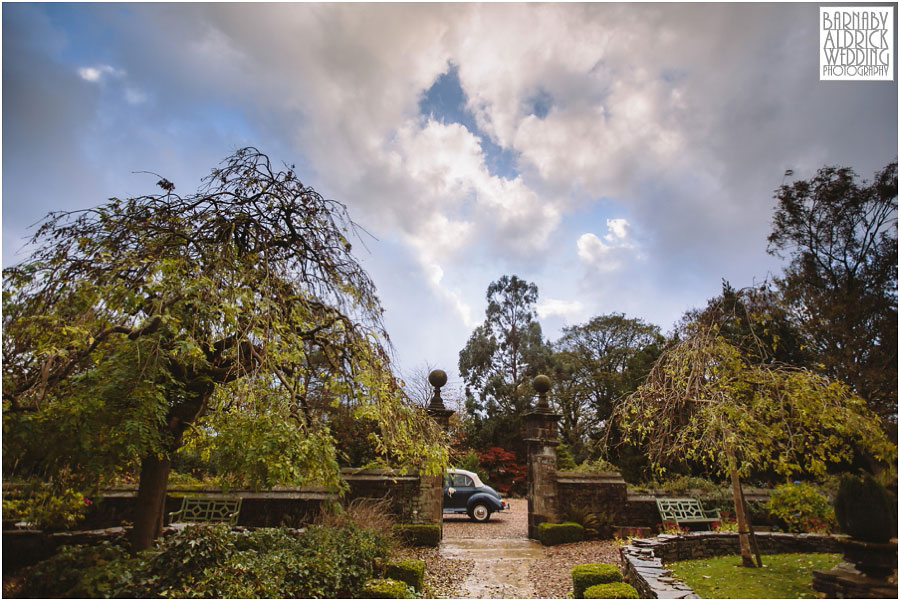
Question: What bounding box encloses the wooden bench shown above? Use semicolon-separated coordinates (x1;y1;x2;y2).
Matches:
168;496;242;526
655;497;720;528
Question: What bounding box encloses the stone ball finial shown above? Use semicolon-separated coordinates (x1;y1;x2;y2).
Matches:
428;369;448;389
533;374;552;394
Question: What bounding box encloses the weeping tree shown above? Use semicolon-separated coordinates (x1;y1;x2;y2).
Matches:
2;147;447;551
610;325;895;567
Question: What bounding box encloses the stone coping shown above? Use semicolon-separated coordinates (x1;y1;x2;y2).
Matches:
97;486;338;500
619;531;841;599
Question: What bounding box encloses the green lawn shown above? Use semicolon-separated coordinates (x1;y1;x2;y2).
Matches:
667;553;841;599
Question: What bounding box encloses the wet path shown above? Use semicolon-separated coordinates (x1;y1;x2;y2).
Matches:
441;538;543;598
440;499;540;598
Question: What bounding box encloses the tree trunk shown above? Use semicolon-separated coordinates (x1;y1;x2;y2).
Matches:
727;447;758;568
130;452;172;552
738;475;764;567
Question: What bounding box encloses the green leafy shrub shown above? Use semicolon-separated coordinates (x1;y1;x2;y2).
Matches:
561;505;614;539
383;558;425;592
166;471;209;487
538;521;585;546
362;578;415;598
21;538;132;598
834;473;897;542
713;517;739;532
571;563;622;598
2;486;91;529
393;523;441;547
658;475;721;495
456;451;488;483
573;457;619;473
19;524;389;598
583;582;639;599
765;482;835;533
557;443;578;471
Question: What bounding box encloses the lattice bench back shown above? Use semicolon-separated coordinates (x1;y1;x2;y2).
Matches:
168;497;242;526
655;497;720;525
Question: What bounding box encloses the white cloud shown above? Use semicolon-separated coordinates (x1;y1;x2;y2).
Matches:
536;298;584;323
604;218;630;244
6;2;895;379
77;64;122;82
577;218;635;271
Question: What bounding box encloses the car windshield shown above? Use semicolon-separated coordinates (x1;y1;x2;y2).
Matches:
448;469;484;488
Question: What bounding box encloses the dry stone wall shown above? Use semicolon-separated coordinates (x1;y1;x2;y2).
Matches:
620;532;842;599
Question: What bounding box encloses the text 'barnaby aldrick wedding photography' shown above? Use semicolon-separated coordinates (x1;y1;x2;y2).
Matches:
820;6;894;80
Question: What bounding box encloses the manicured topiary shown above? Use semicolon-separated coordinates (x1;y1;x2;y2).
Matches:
362;578;414;599
583;582;639;599
383;558;425;592
538;521;585;546
834;473;896;543
571;563;622;598
392;523;441;547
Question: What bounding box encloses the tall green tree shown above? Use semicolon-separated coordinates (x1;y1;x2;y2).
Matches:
612;325;895;567
676;281;811;367
458;275;551;459
552;313;663;463
2;148;446;550
768;162;898;423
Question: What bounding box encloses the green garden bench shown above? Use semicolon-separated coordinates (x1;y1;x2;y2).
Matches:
168;496;242;526
655;497;720;528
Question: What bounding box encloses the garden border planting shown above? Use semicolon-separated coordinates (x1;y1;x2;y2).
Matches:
619;531;841;599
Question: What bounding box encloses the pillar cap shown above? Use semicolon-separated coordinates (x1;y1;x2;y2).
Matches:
428;369;448;389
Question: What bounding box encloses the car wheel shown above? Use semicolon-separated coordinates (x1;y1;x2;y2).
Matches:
468;503;491;522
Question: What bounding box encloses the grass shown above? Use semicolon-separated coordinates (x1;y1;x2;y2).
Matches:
667;553;841;599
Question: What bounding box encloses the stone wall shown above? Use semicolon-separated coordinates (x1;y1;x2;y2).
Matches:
341;468;424;523
69;468;427;530
556;471;628;522
619;489;772;529
76;487;336;530
620;532;842;599
3;468;437;572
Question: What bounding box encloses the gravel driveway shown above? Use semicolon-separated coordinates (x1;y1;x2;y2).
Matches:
442;497;529;539
401;497;623;598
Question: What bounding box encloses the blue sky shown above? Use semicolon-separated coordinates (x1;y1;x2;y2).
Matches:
3;2;897;398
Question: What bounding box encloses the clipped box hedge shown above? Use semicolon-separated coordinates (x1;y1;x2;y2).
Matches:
362;578;414;599
583;582;639;599
392;523;441;547
571;563;623;598
538;521;585;546
383;558;425;592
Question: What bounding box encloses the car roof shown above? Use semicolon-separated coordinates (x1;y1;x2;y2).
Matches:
447;468;484;488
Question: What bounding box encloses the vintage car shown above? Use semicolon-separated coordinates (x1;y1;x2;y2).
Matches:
443;468;508;522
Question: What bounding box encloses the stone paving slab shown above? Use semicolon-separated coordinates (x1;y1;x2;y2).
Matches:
441;538;543;598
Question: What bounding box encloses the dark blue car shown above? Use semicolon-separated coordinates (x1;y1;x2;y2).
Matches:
443;468;508;522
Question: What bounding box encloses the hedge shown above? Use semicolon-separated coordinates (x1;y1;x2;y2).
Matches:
571;563;622;598
362;578;415;598
392;523;441;547
383;558;425;592
583;582;639;599
538;521;585;546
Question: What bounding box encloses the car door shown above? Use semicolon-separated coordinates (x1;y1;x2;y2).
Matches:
444;473;476;510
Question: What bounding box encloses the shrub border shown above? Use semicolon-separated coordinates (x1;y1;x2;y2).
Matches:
619;531;841;599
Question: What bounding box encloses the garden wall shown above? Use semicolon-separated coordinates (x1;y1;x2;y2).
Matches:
555;471;628;521
3;468;434;572
619;532;841;598
69;468;427;530
554;472;772;529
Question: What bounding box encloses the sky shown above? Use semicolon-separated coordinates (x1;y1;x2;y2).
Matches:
2;2;897;393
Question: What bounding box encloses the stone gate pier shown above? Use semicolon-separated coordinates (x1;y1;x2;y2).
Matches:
523;374;561;539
